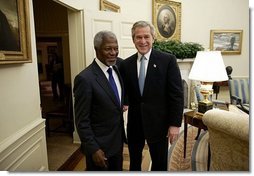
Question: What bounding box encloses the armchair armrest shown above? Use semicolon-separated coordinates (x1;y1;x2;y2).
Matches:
231;95;242;105
203;109;249;141
231;95;249;114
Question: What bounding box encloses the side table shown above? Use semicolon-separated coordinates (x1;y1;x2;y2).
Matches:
183;110;210;170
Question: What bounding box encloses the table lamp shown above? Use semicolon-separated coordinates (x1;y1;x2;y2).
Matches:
188;51;228;114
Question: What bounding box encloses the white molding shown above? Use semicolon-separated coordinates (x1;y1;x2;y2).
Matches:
0;119;48;171
232;76;249;79
177;58;194;63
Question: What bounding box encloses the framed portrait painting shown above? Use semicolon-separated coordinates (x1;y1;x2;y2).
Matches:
210;30;243;55
0;0;31;64
152;0;181;41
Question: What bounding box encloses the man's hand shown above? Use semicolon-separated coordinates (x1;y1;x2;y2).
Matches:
92;149;108;168
167;126;180;144
123;105;128;112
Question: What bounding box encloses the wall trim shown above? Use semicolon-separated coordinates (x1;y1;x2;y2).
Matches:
0;118;48;171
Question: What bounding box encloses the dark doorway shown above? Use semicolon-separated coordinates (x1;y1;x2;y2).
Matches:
33;0;77;171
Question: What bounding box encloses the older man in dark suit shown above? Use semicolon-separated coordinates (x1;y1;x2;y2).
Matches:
120;21;184;171
74;31;125;171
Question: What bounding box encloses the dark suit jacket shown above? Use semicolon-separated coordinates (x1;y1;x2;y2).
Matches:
120;49;184;143
74;58;125;157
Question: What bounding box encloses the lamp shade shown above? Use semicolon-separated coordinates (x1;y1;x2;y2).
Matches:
188;51;228;82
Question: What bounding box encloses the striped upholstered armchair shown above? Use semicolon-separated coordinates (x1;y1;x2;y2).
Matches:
228;78;249;114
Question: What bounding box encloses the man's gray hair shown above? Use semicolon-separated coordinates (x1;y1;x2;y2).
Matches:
131;21;155;39
94;31;117;49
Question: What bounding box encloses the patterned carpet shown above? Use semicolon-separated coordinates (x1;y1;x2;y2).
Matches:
168;126;209;171
73;127;209;171
73;144;151;171
73;127;209;172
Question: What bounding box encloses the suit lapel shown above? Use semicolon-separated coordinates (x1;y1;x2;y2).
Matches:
143;50;158;96
113;65;124;106
129;54;141;96
92;61;121;107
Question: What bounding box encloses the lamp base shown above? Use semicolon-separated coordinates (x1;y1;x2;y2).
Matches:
198;101;213;114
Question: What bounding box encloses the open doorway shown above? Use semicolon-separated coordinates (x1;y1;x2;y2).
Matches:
36;37;61;82
33;0;79;171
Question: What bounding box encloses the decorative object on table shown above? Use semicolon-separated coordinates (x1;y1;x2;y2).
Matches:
212;65;233;99
193;82;229;111
152;0;181;41
153;40;204;59
210;30;243;55
188;51;228;114
226;66;233;80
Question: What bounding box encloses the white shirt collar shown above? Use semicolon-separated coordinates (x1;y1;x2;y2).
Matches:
95;58;111;73
138;48;152;61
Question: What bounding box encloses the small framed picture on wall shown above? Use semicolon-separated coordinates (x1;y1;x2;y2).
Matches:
210;30;243;55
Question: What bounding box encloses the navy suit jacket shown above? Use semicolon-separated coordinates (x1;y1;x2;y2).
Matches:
120;49;184;143
74;58;125;157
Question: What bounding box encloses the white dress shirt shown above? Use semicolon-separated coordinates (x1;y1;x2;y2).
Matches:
95;58;122;102
137;49;152;78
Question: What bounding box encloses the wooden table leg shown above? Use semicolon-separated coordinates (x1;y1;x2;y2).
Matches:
184;117;188;158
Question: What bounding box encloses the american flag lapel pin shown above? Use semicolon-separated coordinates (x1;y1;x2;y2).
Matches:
153;64;156;68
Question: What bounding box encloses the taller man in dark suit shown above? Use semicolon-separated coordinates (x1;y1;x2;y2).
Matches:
120;21;184;171
74;31;125;171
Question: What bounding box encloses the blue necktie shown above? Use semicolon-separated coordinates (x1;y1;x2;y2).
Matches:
107;67;120;104
139;56;146;95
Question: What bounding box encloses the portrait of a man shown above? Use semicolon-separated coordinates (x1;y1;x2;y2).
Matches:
0;0;20;51
0;0;31;64
157;5;176;39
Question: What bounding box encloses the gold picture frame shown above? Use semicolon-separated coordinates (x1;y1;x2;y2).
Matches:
0;0;31;64
100;0;120;13
210;30;243;55
152;0;181;41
